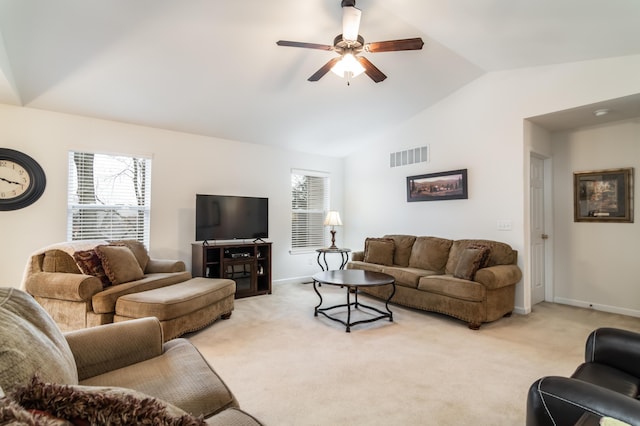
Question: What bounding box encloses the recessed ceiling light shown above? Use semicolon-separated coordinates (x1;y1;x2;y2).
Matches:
593;109;610;117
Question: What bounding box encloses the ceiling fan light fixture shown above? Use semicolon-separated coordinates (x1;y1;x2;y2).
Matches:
342;5;362;41
331;53;365;78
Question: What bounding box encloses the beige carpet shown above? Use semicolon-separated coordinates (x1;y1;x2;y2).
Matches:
188;282;640;425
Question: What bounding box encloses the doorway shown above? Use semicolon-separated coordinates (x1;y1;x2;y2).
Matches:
529;154;551;305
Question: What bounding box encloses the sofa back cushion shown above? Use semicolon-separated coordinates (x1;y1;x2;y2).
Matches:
111;240;150;272
0;288;78;392
445;239;517;275
408;237;453;273
364;238;395;266
43;250;81;274
383;235;416;267
95;245;144;285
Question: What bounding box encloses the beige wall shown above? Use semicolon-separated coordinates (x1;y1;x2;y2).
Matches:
344;54;640;314
0;105;344;287
3;53;640;318
551;118;640;316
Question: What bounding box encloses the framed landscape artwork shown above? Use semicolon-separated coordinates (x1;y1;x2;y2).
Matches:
407;169;468;202
573;168;634;223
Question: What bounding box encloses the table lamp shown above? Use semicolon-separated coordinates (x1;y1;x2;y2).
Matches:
323;211;342;249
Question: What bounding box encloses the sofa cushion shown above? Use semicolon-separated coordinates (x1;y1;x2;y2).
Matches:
571;363;640;398
453;246;490;280
446;239;517;274
91;271;193;314
347;260;385;273
11;376;206;425
383;235;416;267
381;266;440;289
95;245;144;285
43;249;81;274
111;240;151;272
73;249;111;287
0;288;78;392
408;236;453;273
80;338;239;418
364;238;395;266
418;275;485;302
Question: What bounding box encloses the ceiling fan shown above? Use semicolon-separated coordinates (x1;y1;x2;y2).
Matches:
277;0;424;83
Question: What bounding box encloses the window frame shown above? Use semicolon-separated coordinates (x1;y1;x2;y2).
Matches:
291;169;330;253
67;151;152;247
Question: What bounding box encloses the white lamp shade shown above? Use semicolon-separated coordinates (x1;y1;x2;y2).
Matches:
330;53;365;78
323;211;342;226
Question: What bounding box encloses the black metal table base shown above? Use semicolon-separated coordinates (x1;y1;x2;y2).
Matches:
316;249;350;271
313;282;395;332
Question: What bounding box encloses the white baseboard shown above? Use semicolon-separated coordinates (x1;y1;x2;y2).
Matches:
273;276;313;286
554;297;640;318
513;306;530;315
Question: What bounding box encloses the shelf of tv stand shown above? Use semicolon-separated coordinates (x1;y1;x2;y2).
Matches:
191;241;272;298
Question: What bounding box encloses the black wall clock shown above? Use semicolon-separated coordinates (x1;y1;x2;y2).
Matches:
0;148;47;211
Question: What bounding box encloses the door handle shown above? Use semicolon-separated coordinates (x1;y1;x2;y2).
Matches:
541;234;549;240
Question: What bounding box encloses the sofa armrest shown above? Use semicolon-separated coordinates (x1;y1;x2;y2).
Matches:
65;317;164;381
474;264;522;290
585;328;640;378
351;251;364;262
527;376;640;426
145;258;186;273
25;272;103;302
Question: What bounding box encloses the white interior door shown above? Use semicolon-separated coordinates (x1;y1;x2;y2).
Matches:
530;156;547;305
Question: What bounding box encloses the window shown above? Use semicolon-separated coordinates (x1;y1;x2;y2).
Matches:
67;151;152;246
291;169;329;251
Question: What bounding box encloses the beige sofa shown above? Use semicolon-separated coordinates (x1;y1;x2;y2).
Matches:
0;287;262;425
22;239;192;331
347;235;522;329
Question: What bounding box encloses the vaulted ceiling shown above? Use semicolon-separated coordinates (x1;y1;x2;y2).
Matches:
1;1;639;156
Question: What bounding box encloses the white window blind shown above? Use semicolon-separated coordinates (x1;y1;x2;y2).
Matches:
291;169;329;251
67;151;152;247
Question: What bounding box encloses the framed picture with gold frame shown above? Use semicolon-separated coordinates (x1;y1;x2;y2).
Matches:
573;168;633;222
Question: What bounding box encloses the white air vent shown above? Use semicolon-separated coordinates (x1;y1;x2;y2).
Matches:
390;145;429;168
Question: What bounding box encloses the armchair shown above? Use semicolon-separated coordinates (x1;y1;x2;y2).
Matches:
0;287;261;424
527;328;640;426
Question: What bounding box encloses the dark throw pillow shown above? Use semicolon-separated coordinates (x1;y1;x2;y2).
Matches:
73;249;111;288
10;376;206;426
453;246;490;280
0;396;70;425
363;237;395;266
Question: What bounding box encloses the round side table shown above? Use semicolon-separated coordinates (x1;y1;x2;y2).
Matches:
316;248;351;271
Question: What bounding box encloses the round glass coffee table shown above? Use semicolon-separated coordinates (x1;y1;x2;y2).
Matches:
311;269;396;332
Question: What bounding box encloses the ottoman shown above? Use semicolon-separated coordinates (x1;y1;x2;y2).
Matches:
114;277;235;341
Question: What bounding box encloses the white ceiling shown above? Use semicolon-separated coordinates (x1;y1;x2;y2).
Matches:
1;0;639;156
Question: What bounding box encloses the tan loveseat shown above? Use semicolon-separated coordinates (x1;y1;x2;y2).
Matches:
0;287;262;425
347;235;522;329
22;239;192;331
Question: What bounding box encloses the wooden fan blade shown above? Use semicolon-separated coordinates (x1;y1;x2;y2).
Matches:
276;40;333;51
356;57;387;83
308;57;342;81
365;38;424;53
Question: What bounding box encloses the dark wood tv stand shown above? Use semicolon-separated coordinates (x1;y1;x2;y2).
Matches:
192;241;272;298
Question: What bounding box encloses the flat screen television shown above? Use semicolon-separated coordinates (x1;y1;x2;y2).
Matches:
195;194;268;242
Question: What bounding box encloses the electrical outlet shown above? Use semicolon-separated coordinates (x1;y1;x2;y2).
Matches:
497;220;512;231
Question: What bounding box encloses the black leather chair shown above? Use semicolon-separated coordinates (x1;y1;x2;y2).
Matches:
527;328;640;426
